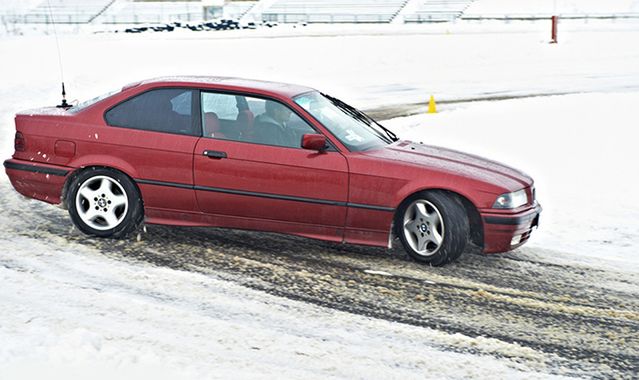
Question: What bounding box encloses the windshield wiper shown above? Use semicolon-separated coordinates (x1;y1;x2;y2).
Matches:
376;121;399;142
323;93;399;143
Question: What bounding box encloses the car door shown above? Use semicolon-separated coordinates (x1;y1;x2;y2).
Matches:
193;91;349;234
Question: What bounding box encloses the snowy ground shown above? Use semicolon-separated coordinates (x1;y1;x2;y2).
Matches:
1;21;638;378
2;19;639;116
0;235;568;380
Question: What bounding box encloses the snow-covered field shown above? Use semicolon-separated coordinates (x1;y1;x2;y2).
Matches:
2;19;639;115
1;20;638;378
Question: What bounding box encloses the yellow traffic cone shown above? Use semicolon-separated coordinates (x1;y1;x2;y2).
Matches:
428;95;437;114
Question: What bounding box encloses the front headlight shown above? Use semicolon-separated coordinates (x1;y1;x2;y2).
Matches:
493;189;528;209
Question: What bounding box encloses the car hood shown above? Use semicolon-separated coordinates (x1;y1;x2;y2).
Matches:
364;141;533;192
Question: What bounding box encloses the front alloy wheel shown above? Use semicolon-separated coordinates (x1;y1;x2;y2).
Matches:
402;199;445;256
396;191;469;266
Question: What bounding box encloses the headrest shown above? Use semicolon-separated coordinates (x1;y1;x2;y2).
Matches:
204;112;221;132
204;112;223;138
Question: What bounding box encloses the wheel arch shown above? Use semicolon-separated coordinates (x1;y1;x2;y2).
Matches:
61;165;143;211
394;188;484;249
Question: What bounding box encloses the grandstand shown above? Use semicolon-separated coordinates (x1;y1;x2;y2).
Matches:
223;1;258;20
462;0;639;20
17;0;115;24
261;0;409;23
98;1;202;24
403;0;475;23
1;0;201;24
2;0;637;26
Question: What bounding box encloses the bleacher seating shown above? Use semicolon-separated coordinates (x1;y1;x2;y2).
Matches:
223;1;258;20
261;0;409;23
20;0;114;23
462;0;639;19
3;0;639;25
99;1;202;24
404;0;475;23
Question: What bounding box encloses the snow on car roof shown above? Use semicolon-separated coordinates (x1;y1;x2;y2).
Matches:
132;76;316;98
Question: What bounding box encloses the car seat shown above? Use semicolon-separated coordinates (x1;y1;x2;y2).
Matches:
235;96;255;142
203;112;224;138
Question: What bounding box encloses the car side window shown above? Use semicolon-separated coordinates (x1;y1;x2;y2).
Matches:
201;91;316;149
105;88;196;136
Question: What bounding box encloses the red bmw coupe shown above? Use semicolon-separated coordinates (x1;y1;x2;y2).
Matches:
4;77;540;266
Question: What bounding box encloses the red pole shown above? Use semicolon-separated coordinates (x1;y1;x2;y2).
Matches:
550;15;558;43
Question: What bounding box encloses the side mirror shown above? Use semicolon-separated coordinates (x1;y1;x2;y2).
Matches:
301;134;327;152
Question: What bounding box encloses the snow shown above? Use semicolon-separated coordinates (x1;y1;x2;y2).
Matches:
0;234;564;379
1;19;639;119
363;269;394;276
1;18;638;378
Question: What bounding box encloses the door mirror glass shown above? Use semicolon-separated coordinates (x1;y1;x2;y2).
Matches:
301;134;327;151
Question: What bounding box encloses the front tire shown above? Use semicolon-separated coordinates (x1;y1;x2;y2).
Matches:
67;168;143;238
395;191;469;266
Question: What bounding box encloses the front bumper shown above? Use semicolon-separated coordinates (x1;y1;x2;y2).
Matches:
480;203;542;253
4;158;70;204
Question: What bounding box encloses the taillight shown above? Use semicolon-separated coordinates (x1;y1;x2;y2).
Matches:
14;132;25;152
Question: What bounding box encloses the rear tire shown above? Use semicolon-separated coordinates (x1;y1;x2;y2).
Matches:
395;191;469;266
67;167;143;238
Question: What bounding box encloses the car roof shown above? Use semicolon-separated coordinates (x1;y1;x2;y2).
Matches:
129;76;316;98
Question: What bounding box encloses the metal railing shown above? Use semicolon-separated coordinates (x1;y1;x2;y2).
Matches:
0;11;202;25
1;12;97;24
261;12;392;23
460;13;639;21
100;13;200;24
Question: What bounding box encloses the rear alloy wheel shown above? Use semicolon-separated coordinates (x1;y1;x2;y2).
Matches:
396;191;469;266
67;168;143;238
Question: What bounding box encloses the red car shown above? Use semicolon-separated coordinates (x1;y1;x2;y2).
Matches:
4;77;540;266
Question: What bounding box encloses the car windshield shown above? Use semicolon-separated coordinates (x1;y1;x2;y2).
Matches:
67;89;119;113
293;91;396;151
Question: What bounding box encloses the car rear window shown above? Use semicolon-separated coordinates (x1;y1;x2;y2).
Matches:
105;88;196;136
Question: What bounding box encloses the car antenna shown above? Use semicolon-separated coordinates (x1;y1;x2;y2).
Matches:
46;0;70;109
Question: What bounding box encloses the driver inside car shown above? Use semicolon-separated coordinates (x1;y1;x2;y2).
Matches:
254;100;294;147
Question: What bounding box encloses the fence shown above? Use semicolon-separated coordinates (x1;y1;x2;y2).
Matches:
261;12;393;23
460;13;639;21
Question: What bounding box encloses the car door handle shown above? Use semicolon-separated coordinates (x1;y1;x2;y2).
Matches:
203;150;227;159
